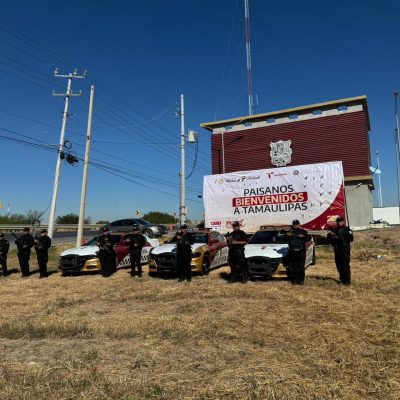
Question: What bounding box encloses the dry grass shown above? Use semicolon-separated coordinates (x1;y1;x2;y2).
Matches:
0;229;399;399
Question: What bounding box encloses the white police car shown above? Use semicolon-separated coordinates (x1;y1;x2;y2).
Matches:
245;226;316;278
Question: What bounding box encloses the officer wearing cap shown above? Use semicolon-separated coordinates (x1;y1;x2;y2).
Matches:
327;216;354;285
34;229;52;278
15;227;35;277
0;233;10;277
227;221;248;283
176;224;194;282
125;224;146;277
286;219;310;285
97;227;115;277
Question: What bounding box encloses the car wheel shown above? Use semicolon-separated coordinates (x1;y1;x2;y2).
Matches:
201;255;211;276
143;229;154;238
311;248;317;266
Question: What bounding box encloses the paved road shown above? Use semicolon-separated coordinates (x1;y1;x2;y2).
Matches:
4;230;100;250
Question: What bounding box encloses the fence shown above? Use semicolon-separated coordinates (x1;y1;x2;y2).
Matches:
0;224;103;232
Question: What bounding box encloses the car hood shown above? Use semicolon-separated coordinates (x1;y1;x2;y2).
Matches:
151;242;204;255
144;236;160;247
245;244;288;259
60;245;98;257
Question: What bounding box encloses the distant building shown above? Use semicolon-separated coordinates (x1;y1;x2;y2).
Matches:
201;96;373;228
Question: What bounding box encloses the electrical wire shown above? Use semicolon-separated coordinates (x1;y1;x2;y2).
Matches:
0;20;210;175
0;126;202;195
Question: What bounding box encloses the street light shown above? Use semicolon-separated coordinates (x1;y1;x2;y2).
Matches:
375;150;383;208
394;91;400;222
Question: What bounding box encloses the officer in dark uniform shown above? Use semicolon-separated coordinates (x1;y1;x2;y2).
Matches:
176;224;194;282
286;219;309;285
35;229;52;278
15;227;35;277
0;233;10;276
227;221;248;283
327;216;354;285
97;227;115;277
125;224;146;277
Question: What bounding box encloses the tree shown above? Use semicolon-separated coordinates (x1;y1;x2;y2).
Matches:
56;214;92;224
56;213;79;224
0;209;44;225
143;211;176;224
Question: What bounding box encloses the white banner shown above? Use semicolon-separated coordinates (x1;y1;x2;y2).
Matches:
203;161;346;232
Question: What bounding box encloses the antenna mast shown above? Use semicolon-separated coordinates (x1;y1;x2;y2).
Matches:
244;0;253;115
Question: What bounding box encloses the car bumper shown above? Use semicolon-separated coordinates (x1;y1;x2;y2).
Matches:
246;256;288;277
148;254;202;273
59;256;101;273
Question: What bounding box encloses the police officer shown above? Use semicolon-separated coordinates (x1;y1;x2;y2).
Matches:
97;227;115;277
125;224;146;277
35;229;52;278
176;224;194;282
15;227;35;277
286;219;309;285
0;233;10;276
227;221;248;283
327;216;354;285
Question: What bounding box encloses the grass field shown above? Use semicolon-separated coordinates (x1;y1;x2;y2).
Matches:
0;228;399;399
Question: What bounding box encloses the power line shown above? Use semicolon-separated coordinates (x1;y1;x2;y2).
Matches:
0;20;210;174
0;126;201;195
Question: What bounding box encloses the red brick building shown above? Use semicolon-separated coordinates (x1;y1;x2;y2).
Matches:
201;96;373;227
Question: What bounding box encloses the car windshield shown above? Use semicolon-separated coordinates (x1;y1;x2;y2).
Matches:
85;235;120;246
134;219;150;225
169;232;208;244
248;231;287;245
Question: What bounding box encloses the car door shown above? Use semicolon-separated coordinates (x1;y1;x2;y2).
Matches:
304;236;314;267
209;232;228;268
110;220;124;232
124;219;135;233
115;235;130;267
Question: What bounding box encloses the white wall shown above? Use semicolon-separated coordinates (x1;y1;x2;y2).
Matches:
373;207;400;224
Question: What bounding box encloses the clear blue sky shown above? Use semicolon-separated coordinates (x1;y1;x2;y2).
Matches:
0;0;399;223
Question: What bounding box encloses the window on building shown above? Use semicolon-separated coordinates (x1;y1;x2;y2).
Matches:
338;105;348;112
244;122;252;127
313;110;322;116
289;114;298;120
266;118;275;123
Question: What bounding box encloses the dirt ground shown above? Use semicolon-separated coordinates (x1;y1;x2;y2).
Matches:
0;228;399;399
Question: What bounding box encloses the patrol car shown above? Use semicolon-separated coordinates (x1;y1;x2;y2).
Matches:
148;229;228;275
245;226;316;278
59;234;159;274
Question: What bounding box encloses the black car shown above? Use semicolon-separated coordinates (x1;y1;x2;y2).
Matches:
101;218;168;238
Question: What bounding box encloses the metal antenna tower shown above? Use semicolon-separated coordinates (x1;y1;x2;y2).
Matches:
244;0;253;115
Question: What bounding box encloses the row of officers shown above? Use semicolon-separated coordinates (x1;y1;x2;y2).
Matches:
227;217;353;285
96;224;195;281
0;227;51;278
0;217;354;284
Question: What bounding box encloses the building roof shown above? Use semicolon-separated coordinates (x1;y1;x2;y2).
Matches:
201;95;370;131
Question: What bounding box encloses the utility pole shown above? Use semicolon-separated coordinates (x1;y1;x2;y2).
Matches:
48;68;86;239
77;85;94;247
244;0;254;115
394;91;400;223
375;150;383;208
179;94;186;225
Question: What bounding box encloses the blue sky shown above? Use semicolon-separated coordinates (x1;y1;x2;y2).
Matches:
0;0;399;222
